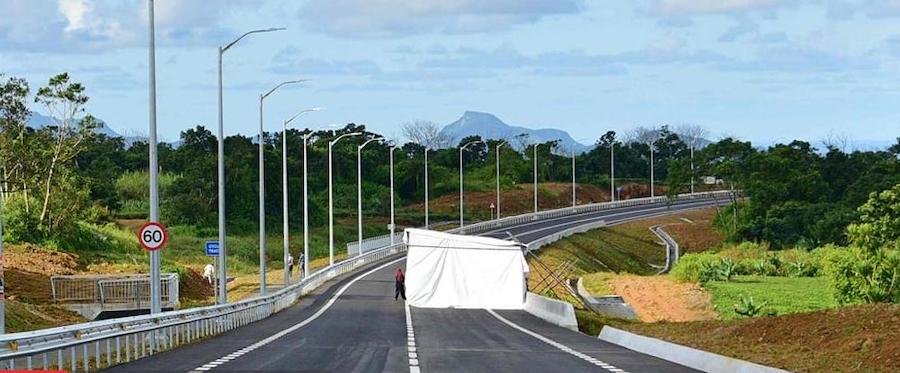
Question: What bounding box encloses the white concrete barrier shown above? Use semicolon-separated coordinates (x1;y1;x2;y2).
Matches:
523;292;579;331
598;326;789;373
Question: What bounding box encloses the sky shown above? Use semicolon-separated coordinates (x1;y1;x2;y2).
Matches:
1;0;899;147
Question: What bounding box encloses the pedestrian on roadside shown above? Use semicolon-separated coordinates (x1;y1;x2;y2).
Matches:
298;254;305;276
395;268;406;301
287;254;294;275
203;263;215;285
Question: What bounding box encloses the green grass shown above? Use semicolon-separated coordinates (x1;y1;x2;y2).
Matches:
581;272;616;295
704;275;837;319
537;227;663;275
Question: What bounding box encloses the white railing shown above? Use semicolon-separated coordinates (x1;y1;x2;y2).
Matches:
0;189;735;372
450;190;734;237
51;274;179;308
524;219;610;253
0;244;406;372
347;232;404;257
651;225;680;274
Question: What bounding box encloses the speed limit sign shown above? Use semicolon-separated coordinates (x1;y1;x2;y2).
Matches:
138;222;168;251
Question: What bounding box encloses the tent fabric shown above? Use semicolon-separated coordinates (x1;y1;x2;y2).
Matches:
403;228;529;309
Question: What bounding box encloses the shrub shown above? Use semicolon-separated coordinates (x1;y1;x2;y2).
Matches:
825;244;900;304
780;249;818;277
719;258;738;281
671;252;721;283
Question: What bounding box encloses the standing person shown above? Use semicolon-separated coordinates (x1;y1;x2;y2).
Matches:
298;254;305;277
394;268;406;301
287;254;294;277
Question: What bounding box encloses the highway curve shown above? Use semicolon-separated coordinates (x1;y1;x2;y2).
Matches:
105;197;726;372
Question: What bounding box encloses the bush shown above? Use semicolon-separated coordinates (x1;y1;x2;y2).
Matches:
825;244;900;304
671;252;721;283
780;249;818;277
2;194;46;243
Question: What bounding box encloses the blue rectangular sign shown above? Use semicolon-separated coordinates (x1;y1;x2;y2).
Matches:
205;241;220;256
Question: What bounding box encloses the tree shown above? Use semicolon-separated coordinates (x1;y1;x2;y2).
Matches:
401;120;448;149
0;74;31;202
33;73;97;228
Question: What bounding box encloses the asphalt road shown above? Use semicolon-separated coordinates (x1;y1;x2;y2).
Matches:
105;197;727;372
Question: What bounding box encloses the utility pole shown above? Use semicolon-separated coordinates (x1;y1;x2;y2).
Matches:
147;0;161;314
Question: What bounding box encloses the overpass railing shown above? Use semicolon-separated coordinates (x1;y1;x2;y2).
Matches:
451;190;734;237
0;244;406;372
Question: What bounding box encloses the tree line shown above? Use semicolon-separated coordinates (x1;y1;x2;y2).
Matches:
1;72;898;252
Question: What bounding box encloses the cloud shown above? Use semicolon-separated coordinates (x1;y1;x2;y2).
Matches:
656;0;783;14
717;45;880;73
718;18;759;42
269;47;382;76
297;0;584;38
865;0;900;18
0;0;259;52
418;44;628;76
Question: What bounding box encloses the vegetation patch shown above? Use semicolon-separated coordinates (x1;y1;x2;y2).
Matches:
705;275;837;319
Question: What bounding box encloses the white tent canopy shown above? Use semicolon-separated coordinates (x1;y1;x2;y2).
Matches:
403;228;529;309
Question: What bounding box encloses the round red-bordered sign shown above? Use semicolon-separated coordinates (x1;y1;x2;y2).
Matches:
138;221;168;251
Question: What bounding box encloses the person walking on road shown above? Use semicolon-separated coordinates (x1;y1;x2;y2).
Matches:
287;254;294;276
395;268;406;301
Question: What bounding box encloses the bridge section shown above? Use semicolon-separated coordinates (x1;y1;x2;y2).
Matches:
50;273;179;319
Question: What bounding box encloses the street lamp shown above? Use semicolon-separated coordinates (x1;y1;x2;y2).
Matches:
216;26;284;305
328;131;362;265
299;124;332;279
146;0;162;315
389;144;399;245
533;143;541;213
281;108;322;287
459;140;483;228
357;137;384;253
610;141;615;202
424;147;430;229
571;149;577;207
495;141;507;219
258;79;308;296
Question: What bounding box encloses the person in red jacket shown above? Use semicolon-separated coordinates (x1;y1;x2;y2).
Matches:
395;268;406;301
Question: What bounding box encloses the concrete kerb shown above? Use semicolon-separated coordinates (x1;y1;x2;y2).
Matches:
523;292;579;331
598;326;790;373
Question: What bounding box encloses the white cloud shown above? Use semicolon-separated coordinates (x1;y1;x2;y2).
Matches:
297;0;584;38
657;0;782;14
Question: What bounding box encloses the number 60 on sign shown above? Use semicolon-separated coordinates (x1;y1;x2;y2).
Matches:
138;222;168;251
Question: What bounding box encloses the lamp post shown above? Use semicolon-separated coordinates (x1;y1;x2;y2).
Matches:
650;143;656;198
459;140;483;228
357;137;384;253
328;131;362;265
146;0;162;315
424;147;429;229
572;149;577;207
533;143;540;213
216;26;284;305
281;108;321;287
610;141;616;202
258;79;307;296
495;141;506;219
301;132;313;279
389;145;398;244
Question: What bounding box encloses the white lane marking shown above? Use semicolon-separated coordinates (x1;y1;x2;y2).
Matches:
187;256;406;373
405;301;420;372
486;310;628;373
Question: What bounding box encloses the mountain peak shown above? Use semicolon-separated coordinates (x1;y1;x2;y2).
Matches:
440;111;592;153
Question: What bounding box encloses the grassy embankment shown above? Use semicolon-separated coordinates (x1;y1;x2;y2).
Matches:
533;206;898;372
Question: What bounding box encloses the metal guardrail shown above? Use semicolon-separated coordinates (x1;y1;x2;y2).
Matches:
0;189;735;371
451;190;734;237
347;232;404;257
51;274;179;308
524;219;610;253
0;244;406;371
650;225;679;274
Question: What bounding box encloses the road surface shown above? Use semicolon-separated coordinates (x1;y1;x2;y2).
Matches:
106;197;726;372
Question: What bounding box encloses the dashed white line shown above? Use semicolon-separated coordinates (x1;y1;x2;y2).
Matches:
405;301;421;373
485;309;628;372
187;256;406;373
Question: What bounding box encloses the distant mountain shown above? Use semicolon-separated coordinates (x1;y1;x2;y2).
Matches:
27;112;122;138
440;111;592;153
